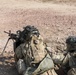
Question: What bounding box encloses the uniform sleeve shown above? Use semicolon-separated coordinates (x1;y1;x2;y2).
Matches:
52;53;65;64
62;53;69;66
15;44;24;60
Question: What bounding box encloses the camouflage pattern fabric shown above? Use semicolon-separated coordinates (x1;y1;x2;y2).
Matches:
68;52;76;68
23;54;54;75
16;59;26;74
68;68;76;75
52;53;65;64
14;35;55;75
52;51;76;75
32;54;54;75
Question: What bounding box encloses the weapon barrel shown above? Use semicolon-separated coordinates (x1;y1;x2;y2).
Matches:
4;31;10;34
4;30;19;40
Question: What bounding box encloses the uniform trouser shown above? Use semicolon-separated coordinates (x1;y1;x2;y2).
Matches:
16;57;58;75
16;59;26;74
36;69;58;75
16;59;36;75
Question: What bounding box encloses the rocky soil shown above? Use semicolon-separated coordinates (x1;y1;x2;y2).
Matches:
0;0;76;75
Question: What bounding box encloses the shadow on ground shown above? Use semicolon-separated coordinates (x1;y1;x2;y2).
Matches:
0;56;19;75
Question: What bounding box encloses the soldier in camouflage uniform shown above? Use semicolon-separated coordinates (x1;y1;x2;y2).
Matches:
52;36;76;75
14;26;56;75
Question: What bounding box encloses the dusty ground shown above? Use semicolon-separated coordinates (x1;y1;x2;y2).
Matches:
0;0;76;75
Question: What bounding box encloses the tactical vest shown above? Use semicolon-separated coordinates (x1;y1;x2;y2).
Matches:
15;35;54;75
22;35;47;66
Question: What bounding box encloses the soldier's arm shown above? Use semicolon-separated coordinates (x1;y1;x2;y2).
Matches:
52;53;65;64
15;44;24;61
61;53;69;66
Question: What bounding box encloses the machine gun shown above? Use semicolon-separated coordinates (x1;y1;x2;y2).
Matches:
1;30;20;56
4;30;18;40
1;26;39;56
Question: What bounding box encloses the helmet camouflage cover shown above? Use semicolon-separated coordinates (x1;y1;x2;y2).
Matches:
66;36;76;45
19;25;40;42
66;36;76;51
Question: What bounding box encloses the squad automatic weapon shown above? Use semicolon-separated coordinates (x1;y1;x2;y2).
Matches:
1;30;20;56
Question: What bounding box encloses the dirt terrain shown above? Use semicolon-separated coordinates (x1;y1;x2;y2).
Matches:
0;0;76;75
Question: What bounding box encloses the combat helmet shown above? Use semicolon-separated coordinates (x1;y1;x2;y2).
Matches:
66;36;76;52
20;25;40;41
